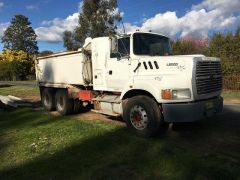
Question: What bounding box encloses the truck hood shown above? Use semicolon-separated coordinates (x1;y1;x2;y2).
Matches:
135;54;220;74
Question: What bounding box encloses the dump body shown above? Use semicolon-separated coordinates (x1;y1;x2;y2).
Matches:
36;51;85;85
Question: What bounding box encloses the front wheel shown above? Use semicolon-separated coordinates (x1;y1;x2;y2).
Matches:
123;95;168;137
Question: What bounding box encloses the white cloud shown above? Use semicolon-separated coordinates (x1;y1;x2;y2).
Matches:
0;22;9;38
26;5;38;10
118;22;140;34
122;0;240;38
4;0;237;44
141;11;181;37
0;2;4;9
192;0;240;14
35;1;124;43
35;13;79;42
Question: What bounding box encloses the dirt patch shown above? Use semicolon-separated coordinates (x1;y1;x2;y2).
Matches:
16;95;41;102
71;111;125;125
224;99;240;104
49;110;125;126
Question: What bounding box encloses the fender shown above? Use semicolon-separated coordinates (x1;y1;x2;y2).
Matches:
120;80;160;102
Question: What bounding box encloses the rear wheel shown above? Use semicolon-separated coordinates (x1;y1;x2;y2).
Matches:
123;95;168;137
55;89;73;115
41;88;55;111
73;99;82;114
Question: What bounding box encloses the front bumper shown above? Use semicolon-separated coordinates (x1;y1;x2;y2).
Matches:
162;96;223;122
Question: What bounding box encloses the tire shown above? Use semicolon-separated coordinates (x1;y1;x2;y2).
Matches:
55;89;74;115
41;88;56;111
73;99;82;114
123;95;167;137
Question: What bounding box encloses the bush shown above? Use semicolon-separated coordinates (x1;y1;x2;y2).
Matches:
172;38;208;55
208;32;240;75
172;28;240;75
0;50;35;80
0;61;12;80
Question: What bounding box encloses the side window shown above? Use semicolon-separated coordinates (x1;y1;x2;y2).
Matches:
118;37;130;57
110;37;130;59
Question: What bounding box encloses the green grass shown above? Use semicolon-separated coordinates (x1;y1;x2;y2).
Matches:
222;91;240;101
0;108;239;180
0;80;36;85
0;85;39;99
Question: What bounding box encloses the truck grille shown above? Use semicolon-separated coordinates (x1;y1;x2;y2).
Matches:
196;61;222;95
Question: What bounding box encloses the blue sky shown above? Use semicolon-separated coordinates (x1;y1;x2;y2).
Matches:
0;0;239;52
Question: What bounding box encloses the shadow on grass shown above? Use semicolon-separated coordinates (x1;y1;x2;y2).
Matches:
0;85;14;88
0;108;62;138
0;105;240;179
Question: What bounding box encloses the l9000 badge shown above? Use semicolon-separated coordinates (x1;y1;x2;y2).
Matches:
167;63;178;66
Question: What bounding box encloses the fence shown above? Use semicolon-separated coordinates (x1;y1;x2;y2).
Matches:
223;76;240;90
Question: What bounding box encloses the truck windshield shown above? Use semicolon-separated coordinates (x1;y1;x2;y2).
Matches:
133;33;172;56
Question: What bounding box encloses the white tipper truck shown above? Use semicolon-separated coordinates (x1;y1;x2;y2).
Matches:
35;31;223;137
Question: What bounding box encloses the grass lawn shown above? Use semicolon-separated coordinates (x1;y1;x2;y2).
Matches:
0;84;40;101
0;83;240;179
0;86;39;97
0;107;240;180
222;90;240;101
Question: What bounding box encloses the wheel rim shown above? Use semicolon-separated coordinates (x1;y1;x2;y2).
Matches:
130;105;148;130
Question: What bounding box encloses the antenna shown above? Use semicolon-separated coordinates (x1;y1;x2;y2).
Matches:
121;19;126;35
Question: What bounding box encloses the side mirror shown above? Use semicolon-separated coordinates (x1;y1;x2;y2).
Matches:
110;36;118;54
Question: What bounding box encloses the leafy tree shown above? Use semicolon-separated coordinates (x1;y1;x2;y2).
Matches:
0;53;3;61
1;14;38;55
63;0;121;50
1;49;29;62
172;38;208;55
208;32;240;75
39;50;54;57
172;30;240;75
63;31;80;51
76;0;121;43
0;61;12;80
0;50;35;80
235;26;240;37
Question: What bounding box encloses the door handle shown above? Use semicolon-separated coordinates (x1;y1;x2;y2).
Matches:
109;70;113;75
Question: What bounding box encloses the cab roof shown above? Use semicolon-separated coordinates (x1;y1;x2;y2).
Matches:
126;31;169;39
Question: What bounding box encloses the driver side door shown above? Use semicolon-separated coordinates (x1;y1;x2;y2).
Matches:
106;37;131;91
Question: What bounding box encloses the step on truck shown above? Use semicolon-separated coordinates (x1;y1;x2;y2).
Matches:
35;31;223;137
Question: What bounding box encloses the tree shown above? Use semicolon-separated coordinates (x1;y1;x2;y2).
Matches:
39;50;54;57
76;0;121;43
63;0;121;50
172;38;208;55
235;26;240;37
0;53;3;61
63;31;80;51
0;50;35;80
208;32;240;75
1;14;38;55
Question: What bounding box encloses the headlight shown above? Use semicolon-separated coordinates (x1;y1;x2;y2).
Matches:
172;89;191;99
161;89;191;100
